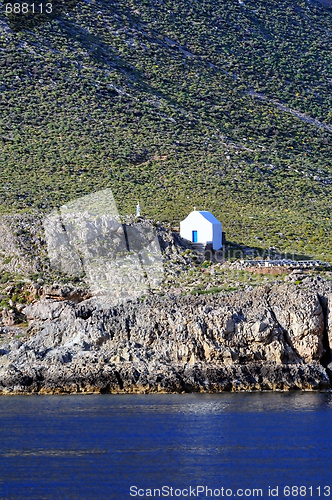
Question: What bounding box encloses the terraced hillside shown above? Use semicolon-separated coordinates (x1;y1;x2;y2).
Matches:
0;0;331;260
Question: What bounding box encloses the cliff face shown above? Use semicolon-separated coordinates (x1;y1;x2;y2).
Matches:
0;278;331;394
0;215;45;274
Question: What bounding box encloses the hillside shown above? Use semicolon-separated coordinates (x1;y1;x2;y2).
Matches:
0;0;331;260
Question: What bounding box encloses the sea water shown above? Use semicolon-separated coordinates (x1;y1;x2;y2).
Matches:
0;392;332;499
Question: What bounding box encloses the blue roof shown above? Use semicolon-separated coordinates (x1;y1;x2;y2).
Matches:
198;211;221;224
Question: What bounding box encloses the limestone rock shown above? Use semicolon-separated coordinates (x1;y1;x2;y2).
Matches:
0;278;332;394
1;307;15;326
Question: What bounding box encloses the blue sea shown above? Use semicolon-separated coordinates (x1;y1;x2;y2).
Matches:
0;393;332;499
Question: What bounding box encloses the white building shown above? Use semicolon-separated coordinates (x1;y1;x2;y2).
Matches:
180;209;222;250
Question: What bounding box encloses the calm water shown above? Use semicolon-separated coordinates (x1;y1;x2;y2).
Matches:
0;392;332;499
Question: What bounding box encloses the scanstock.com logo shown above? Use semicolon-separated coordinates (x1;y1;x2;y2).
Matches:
44;189;164;305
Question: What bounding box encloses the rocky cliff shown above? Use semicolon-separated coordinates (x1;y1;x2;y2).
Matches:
0;277;331;394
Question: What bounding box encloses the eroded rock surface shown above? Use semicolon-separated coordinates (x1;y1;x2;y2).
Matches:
0;279;331;394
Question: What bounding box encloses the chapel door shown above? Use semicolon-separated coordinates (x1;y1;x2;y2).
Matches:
192;230;197;242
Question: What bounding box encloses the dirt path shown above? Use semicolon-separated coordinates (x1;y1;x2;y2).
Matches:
247;90;332;133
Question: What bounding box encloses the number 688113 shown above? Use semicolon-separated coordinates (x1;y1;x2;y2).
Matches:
5;3;53;14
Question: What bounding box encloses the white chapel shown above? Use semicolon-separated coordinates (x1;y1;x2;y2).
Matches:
180;209;222;250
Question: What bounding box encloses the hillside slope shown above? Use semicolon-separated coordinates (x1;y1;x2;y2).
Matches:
0;0;331;259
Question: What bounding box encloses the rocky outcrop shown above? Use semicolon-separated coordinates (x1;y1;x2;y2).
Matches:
0;214;46;274
0;278;331;394
0;213;192;284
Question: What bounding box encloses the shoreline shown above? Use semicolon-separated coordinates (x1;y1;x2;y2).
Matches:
1;360;331;395
1;272;332;396
1;387;332;396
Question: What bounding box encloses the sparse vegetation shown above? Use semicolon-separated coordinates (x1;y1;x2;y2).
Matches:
0;0;331;262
